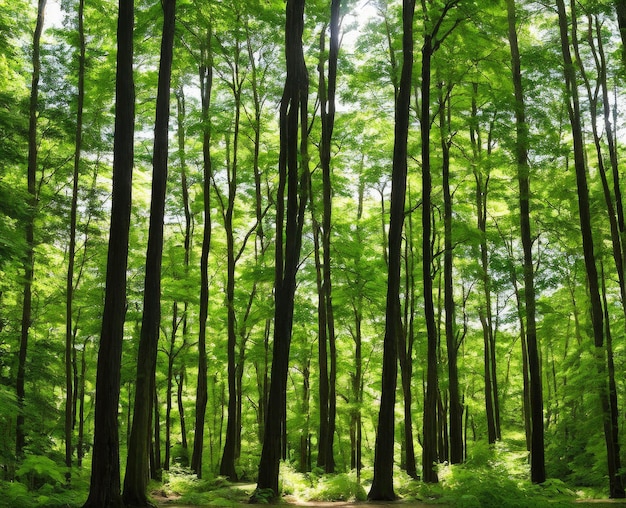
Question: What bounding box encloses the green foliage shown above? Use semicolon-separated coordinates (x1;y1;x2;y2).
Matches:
306;472;367;502
15;455;66;490
436;443;577;508
161;467;252;506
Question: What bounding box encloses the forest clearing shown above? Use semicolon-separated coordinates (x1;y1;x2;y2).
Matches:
3;0;626;506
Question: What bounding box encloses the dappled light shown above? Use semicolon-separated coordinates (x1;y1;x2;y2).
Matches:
1;0;626;506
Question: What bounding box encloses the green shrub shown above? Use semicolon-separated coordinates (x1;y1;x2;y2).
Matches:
308;472;367;501
15;454;66;491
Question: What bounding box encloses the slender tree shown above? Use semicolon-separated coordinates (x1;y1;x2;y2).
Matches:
439;81;463;465
82;0;134;504
65;0;86;475
506;0;545;484
315;0;341;473
555;0;625;498
368;0;415;500
421;0;461;483
122;0;176;503
16;0;46;459
252;0;309;498
190;26;213;479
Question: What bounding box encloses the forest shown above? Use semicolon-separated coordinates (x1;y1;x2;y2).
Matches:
2;0;626;506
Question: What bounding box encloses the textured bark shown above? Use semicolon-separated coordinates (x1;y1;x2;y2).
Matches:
122;0;175;503
82;0;134;504
368;0;415;500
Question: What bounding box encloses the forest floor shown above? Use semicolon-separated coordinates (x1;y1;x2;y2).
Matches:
152;490;626;507
150;483;441;507
150;481;626;507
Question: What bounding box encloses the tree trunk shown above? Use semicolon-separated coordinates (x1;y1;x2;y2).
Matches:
368;0;415;500
82;0;134;504
506;0;546;483
122;0;175;502
220;52;244;483
191;28;213;479
555;0;625;497
315;0;341;474
399;193;417;477
421;36;439;483
252;0;309;499
176;368;188;451
439;82;463;465
64;0;84;476
471;86;498;445
16;0;46;459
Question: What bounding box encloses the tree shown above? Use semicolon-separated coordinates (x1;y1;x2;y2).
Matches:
123;0;176;502
65;0;86;475
16;0;46;459
368;0;415;500
190;23;213;479
420;0;461;484
252;0;309;499
315;0;341;474
555;0;625;498
506;0;545;484
438;79;463;465
82;0;135;504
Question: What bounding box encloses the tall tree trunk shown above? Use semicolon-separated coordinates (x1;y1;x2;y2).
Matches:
77;339;87;468
191;28;213;479
220;49;244;483
152;383;161;480
65;0;84;476
164;303;178;471
16;0;46;459
421;1;461;483
122;0;175;502
555;0;625;498
471;85;498;445
506;0;545;483
176;367;188;451
439;82;463;465
399;183;417;476
350;177;365;480
253;0;309;498
368;0;415;500
82;0;134;504
315;0;341;474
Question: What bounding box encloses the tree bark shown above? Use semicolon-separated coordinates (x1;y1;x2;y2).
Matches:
82;0;134;504
16;0;46;459
122;0;175;503
191;28;213;479
555;0;625;498
439;82;463;465
506;0;545;483
64;0;84;475
368;0;415;500
252;0;309;499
